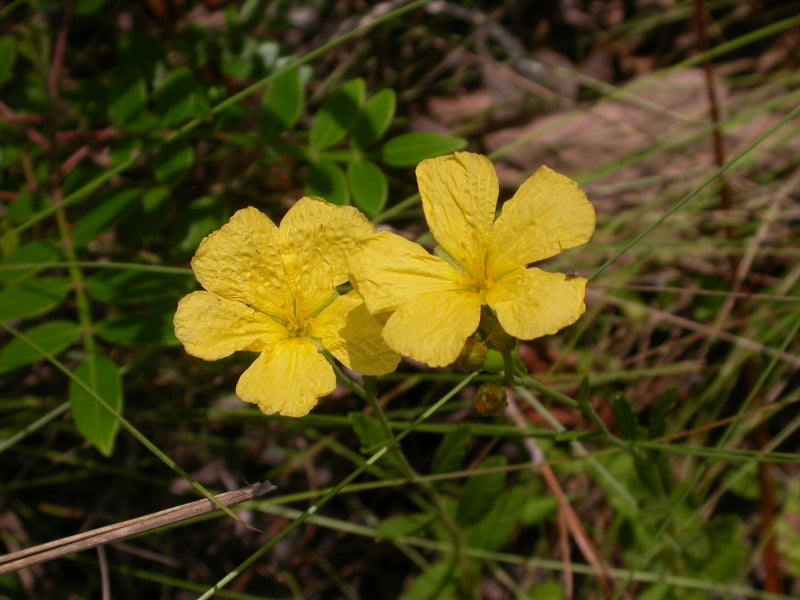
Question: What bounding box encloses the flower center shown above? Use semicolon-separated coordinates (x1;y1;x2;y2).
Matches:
457;238;494;298
280;292;313;338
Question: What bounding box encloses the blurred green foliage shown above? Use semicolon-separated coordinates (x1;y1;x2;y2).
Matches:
0;1;463;455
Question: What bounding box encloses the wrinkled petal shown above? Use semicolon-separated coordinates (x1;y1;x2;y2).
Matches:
381;290;481;367
416;152;498;270
349;231;464;315
311;291;400;375
487;166;595;277
191;207;291;315
486;267;587;340
174;291;287;360
279;197;375;308
236;338;336;417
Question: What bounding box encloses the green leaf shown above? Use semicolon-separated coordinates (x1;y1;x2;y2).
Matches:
69;77;104;125
375;513;433;541
347;412;402;471
0;321;81;374
701;515;748;580
632;452;667;497
612;393;638;441
155;67;210;128
635;583;671;600
85;270;189;305
431;424;471;474
0;240;60;284
69;355;123;457
75;0;106;15
309;78;365;151
95;307;179;346
347;159;387;216
119;110;160;134
118;31;164;82
72;189;142;247
107;73;147;127
207;82;246;129
352;88;396;148
168;195;227;260
260;67;304;138
4;190;44;224
155;138;194;185
109;138;142;167
220;38;276;81
0;36;17;88
348;412;386;454
676;516;710;563
0;277;71;321
727;462;759;501
305;160;348;206
526;582;566;600
118;186;172;244
63;165;103;197
378;133;467;168
0;141;21;172
649;387;675;439
455;455;507;527
400;561;459;600
519;493;559;525
465;484;526;551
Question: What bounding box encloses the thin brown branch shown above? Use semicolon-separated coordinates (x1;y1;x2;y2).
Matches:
49;0;72;98
749;357;783;592
506;398;613;597
693;0;733;213
0;481;276;575
756;426;782;592
60;145;91;174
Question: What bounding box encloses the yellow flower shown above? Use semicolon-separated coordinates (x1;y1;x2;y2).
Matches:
349;152;595;367
174;198;400;417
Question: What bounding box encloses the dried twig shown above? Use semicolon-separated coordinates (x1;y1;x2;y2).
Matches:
506;398;613;597
0;481;276;575
693;0;733;213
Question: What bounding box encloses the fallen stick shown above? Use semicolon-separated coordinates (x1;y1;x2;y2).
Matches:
0;481;276;575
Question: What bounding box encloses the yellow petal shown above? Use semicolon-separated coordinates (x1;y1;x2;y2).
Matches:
486;267;587;340
236;337;336;417
416;152;498;270
191;207;291;315
174;291;286;360
349;231;464;315
382;290;481;367
279;197;375;307
486;166;595;277
311;291;400;376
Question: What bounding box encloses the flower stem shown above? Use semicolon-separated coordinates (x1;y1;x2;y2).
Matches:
342;370;473;595
501;349;515;386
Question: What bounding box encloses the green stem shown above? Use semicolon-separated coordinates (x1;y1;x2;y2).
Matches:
501;350;515;386
53;205;96;356
43;7;97;359
199;372;479;599
349;372;472;595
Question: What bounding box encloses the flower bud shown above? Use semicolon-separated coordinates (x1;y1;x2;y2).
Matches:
486;324;516;354
453;337;488;372
473;383;507;416
478;308;517;353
